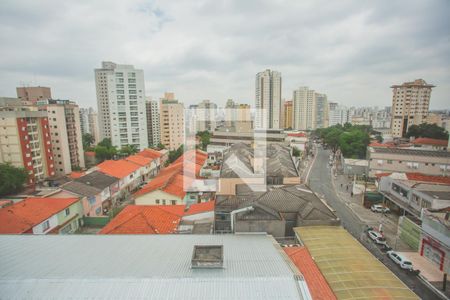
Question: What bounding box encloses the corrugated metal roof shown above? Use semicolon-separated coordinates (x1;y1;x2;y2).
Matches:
0;234;309;300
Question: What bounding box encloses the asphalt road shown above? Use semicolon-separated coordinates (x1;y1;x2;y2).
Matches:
307;145;442;300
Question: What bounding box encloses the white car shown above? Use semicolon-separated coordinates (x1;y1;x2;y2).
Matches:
371;204;390;213
387;251;413;271
367;230;388;246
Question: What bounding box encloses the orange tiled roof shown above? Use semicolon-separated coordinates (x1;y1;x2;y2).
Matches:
185;201;215;215
133;150;206;199
99;205;185;234
137;148;163;159
406;172;450;184
125;154;153;166
97;160;141;179
0;197;79;234
288;132;306;138
68;171;85;179
284;247;337;300
413;137;448;146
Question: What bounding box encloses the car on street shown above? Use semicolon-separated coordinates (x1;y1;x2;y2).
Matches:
387;250;414;271
367;230;388;246
371;204;390;213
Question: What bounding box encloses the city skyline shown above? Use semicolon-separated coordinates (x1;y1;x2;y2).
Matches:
0;1;449;109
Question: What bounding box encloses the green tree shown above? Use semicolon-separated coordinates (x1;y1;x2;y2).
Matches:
119;144;138;156
292;147;301;157
94;145;117;162
98;138;113;148
82;133;94;150
196;131;211;151
324;127;344;152
339;130;370;158
406;123;449;140
168;144;184;163
0;163;28;196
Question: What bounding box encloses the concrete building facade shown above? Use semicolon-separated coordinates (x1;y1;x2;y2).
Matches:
0;98;55;184
146;98;160;147
293;87;316;131
255;69;282;129
95;61;148;150
368;146;450;177
159;93;184;150
196;99;217;132
391;79;434;138
16;86;51;104
328;102;349;126
284;100;293;129
37;99;85;175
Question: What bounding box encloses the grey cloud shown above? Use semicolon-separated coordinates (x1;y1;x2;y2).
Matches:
0;0;449;109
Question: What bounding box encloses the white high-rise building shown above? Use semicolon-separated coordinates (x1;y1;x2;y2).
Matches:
95;61;148;150
315;93;328;129
255;69;282;129
196;99;217;132
80;108;89;135
328;102;349;126
146;97;160;147
293;87;315;130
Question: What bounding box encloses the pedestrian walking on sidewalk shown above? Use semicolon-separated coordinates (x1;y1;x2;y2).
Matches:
346;185;349;191
351;191;353;197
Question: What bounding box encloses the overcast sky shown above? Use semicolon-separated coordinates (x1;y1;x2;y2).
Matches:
0;0;449;109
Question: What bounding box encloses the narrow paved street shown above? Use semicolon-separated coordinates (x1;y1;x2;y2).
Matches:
306;145;442;300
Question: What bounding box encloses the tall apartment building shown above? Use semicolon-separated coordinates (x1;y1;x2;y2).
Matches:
80;107;100;144
255;69;282;129
328;102;349;126
16;86;51;104
284;100;293;129
95;61;148;150
79;108;89;135
391;79;434;138
160;93;184;150
0;98;55;185
315;93;328;129
88;110;100;144
146;98;160;147
224;99;252;132
293;87;315;130
37;99;85;175
196;99;217;132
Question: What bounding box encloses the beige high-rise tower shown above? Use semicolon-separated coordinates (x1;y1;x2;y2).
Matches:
391;79;434;138
255;69;282;129
159;93;184;150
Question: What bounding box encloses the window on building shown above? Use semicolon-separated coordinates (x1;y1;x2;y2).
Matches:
171;200;176;205
65;208;70;216
155;199;160;204
42;220;50;231
162;200;166;205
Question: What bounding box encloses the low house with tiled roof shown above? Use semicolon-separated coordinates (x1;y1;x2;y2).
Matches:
0;197;83;234
55;171;119;216
412;137;448;151
96;159;142;192
99;201;215;234
215;184;339;236
125;154;158;180
133;150;210;205
137;148;166;170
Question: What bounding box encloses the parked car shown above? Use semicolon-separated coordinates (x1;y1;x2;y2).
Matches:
371;204;390;213
387;250;413;271
367;230;388;246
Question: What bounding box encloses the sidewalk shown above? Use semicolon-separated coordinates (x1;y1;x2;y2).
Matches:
331;163;413;251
